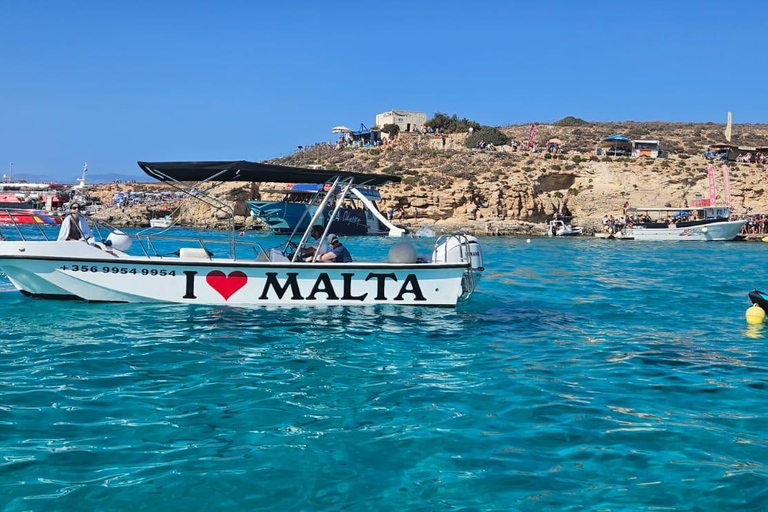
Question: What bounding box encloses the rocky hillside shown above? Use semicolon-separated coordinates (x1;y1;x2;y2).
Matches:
91;121;768;234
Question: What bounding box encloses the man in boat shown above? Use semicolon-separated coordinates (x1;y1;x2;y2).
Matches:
289;224;330;262
318;234;352;263
56;203;94;244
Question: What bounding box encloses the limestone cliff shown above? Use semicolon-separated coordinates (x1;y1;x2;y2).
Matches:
90;121;768;234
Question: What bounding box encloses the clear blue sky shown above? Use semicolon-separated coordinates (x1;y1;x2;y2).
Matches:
0;0;764;182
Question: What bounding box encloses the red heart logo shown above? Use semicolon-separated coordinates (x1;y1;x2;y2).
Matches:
206;270;247;300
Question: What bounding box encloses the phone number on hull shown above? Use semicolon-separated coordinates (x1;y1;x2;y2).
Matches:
61;264;176;276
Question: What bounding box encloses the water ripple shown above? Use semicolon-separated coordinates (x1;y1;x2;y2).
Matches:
1;236;768;510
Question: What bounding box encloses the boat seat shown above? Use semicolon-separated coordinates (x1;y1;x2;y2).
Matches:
270;248;290;262
179;247;211;259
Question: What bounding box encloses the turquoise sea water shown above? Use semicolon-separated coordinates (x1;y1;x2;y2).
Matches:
2;230;768;511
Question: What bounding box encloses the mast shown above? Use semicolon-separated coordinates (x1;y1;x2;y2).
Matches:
76;162;88;188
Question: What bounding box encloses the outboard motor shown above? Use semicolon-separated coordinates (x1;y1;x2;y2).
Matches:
432;233;484;271
432;233;484;301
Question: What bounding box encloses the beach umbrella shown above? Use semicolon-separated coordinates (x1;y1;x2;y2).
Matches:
331;126;351;133
547;138;563;145
604;134;630;142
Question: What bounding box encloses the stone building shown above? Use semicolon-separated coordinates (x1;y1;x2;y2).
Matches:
375;110;427;133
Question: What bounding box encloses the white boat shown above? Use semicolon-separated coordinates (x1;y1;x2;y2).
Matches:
545;219;583;237
0;160;484;307
150;215;174;228
622;205;746;241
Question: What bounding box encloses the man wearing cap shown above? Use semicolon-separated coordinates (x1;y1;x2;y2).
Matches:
57;203;95;244
289;224;330;262
319;233;352;263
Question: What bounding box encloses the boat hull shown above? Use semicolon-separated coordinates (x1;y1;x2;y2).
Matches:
594;231;634;240
150;218;173;228
627;219;747;241
0;241;471;307
546;227;583;237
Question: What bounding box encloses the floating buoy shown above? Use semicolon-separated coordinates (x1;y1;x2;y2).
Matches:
746;303;766;324
762;236;768;243
526;239;531;244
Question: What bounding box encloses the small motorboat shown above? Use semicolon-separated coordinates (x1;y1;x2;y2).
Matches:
546;219;583;237
150;215;174;228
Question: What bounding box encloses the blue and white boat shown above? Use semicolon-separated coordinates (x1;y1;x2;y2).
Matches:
247;183;405;237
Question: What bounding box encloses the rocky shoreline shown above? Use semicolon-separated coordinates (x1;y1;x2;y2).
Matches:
90;200;548;237
86;121;768;236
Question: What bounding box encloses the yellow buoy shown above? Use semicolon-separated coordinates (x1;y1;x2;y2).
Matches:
746;303;766;324
762;236;768;243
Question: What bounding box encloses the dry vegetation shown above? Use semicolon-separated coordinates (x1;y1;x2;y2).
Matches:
93;121;768;233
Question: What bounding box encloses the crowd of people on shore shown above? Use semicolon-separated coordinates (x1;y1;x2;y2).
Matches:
735;152;768;164
386;206;419;220
705;149;768;164
111;190;183;208
741;214;768;235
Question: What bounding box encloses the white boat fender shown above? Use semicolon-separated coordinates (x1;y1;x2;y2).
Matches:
388;241;418;263
106;230;132;252
701;227;708;233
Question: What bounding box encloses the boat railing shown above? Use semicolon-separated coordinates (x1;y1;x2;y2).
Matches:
0;214;270;262
432;233;472;265
433;233;481;301
133;233;270;261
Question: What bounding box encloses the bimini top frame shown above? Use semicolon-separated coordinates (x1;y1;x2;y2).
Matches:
137;160;400;187
136;161;402;261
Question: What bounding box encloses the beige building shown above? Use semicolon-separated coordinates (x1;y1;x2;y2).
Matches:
375;110;427;133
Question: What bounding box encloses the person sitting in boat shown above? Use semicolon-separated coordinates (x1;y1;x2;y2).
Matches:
56;203;95;244
288;224;330;262
318;234;352;263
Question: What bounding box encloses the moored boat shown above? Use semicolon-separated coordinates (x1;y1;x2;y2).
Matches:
149;215;174;228
247;183;405;237
545;219;583;237
620;205;746;241
0;161;484;307
0;208;63;225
